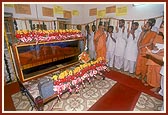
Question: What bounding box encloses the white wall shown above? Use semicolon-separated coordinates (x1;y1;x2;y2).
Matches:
81;3;164;28
4;3;164;28
4;4;37;19
35;4;84;24
82;4;164;22
4;3;84;29
4;4;84;21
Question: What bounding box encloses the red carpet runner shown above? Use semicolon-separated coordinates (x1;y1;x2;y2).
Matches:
104;70;163;100
88;70;163;111
89;83;141;111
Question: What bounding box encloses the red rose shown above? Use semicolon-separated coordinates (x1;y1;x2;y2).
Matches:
15;34;21;39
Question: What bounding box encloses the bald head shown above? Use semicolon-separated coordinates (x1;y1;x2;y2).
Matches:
98;25;105;32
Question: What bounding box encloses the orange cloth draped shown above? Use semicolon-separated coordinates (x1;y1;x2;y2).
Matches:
135;31;156;78
94;30;106;59
147;66;161;87
146;35;164;87
153;34;164;45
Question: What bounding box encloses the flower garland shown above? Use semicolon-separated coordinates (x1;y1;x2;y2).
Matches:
52;57;107;97
15;29;83;44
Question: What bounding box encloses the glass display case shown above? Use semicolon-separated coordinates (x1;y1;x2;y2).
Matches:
12;38;84;82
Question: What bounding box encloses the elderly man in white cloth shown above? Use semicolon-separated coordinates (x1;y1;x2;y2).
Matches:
123;22;141;75
114;19;127;71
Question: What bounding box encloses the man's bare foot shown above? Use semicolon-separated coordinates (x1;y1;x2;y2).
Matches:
141;79;148;86
150;87;160;93
135;76;140;79
106;68;110;72
154;92;160;95
130;74;136;78
144;83;149;86
141;79;146;83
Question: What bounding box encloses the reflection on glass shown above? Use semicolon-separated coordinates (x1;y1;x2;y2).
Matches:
17;41;80;79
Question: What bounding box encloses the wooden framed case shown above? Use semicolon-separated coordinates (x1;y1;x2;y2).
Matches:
12;38;84;82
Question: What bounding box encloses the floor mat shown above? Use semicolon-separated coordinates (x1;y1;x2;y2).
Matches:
103;70;163;100
88;83;141;111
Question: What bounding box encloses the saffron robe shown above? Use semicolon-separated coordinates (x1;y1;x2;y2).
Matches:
135;31;156;78
94;30;107;59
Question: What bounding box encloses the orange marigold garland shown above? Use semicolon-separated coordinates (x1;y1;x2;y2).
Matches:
15;29;83;43
53;57;108;97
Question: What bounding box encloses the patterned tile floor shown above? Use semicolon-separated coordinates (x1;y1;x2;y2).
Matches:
12;76;118;111
134;92;163;111
11;75;163;111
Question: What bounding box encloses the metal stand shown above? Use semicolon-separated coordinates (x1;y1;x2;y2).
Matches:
16;76;43;111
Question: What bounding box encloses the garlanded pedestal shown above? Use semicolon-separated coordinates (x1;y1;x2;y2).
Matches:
52;57;108;101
